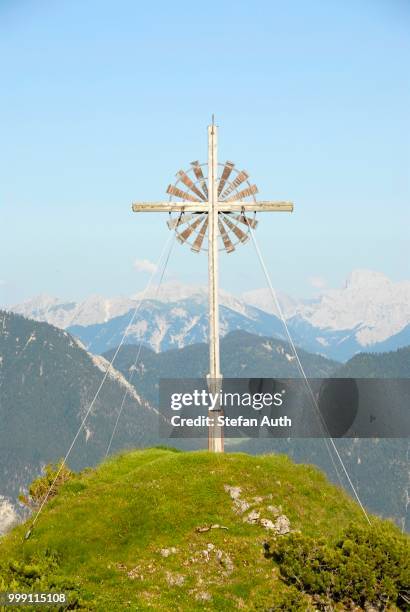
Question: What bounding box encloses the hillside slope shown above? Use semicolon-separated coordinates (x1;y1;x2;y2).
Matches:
0;311;159;517
1;449;408;611
335;345;410;378
104;334;409;531
103;330;338;406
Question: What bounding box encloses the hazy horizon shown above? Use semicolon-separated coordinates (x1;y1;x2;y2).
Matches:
2;267;409;309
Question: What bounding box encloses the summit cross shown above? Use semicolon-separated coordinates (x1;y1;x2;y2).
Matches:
132;120;294;452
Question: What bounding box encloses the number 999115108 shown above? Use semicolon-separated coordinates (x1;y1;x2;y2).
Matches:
0;592;67;606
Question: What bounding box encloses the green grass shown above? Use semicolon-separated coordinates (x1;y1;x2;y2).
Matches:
0;448;408;611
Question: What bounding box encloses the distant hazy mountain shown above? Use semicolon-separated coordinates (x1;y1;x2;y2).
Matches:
8;270;410;361
244;270;410;360
295;270;410;346
244;270;410;343
9;293;137;328
68;300;287;354
103;329;338;408
366;324;410;355
0;310;159;532
335;345;410;378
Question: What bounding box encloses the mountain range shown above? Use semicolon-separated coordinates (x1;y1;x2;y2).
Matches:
0;311;409;534
8;270;410;361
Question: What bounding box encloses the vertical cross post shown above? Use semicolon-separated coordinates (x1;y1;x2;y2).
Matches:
131;122;294;454
207;121;224;452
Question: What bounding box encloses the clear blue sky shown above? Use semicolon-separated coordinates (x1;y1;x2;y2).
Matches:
1;0;409;305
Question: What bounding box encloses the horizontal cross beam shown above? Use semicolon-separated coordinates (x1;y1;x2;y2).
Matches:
131;201;294;213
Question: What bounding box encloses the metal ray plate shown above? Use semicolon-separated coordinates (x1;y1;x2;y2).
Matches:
226;212;258;229
218;161;235;196
191;217;209;252
223;184;258;202
177;215;204;243
191;161;208;198
219;170;249;199
167;184;201;202
218;219;235;253
176;170;207;201
221;214;249;243
167;213;195;229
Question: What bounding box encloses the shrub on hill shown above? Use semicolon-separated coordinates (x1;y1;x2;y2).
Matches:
268;523;410;610
0;549;82;609
18;461;73;509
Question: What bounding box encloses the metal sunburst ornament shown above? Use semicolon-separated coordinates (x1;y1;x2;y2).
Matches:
166;161;258;252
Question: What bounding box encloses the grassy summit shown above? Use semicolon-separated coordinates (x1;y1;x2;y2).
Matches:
1;449;408;611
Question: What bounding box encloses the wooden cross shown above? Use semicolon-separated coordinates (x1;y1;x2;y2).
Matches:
132;120;294;452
